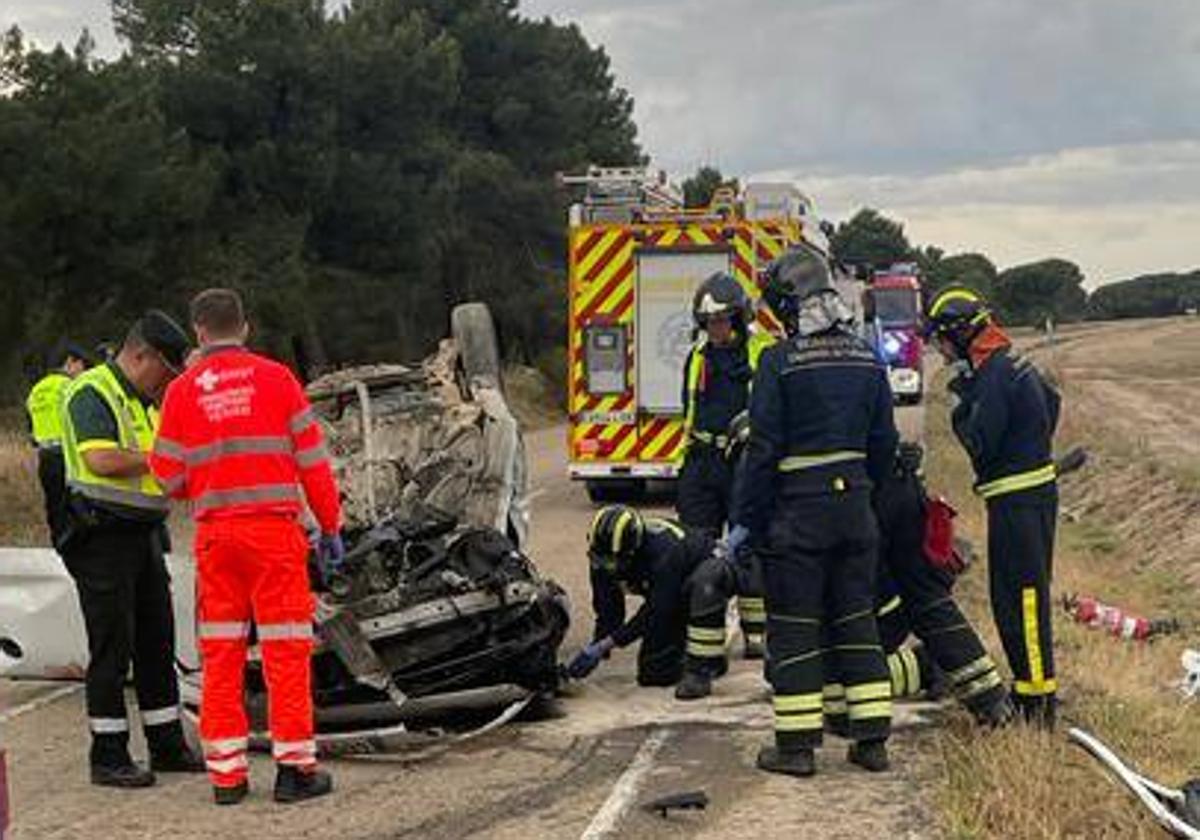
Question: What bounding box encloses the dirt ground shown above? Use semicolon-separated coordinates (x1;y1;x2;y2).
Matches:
1;398;938;839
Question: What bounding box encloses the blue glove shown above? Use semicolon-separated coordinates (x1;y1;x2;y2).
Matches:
713;524;751;566
318;532;346;577
566;637;613;680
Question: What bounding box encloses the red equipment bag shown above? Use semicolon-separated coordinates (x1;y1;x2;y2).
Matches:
923;495;965;574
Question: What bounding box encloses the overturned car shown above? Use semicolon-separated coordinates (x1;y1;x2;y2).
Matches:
2;304;569;745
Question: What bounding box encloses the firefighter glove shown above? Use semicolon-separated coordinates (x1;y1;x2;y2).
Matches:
566;637;614;680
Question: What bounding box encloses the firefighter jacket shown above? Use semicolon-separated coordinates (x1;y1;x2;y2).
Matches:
950;347;1060;500
148;345;341;533
27;371;70;447
682;328;774;442
733;328;898;536
61;363;167;522
591;518;714;648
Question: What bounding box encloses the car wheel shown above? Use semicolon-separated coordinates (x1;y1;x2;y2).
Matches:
451;302;503;396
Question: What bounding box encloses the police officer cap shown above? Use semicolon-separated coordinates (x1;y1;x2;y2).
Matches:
765;247;833;302
56;341;92;366
139;309;191;371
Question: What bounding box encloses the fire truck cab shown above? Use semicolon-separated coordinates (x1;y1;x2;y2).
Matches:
865;263;925;405
559;166;839;501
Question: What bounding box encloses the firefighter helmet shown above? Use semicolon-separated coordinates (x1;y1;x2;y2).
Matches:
587;505;645;576
764;247;833;304
923;285;991;356
692;272;750;328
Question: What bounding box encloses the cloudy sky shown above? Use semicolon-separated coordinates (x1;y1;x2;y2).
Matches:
6;0;1199;285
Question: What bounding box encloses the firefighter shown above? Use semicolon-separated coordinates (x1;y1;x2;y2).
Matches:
149;288;344;805
853;443;1012;726
730;246;898;778
59;311;201;788
567;505;742;695
25;342;90;550
924;286;1060;728
678;271;773;657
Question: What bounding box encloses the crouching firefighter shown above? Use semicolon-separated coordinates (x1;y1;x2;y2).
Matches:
728;246;899;778
831;442;1012;729
568;505;735;693
924;286;1061;728
677;271;773;657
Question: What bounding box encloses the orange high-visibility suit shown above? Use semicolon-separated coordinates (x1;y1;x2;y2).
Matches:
149;345;341;790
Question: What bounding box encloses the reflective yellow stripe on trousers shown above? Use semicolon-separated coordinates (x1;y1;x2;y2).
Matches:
975;464;1056;499
777;450;865;473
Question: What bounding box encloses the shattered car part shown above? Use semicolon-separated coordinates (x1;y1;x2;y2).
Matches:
0;548;87;680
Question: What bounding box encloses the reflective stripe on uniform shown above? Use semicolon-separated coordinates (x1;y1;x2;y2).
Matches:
689;430;730;449
184;435;293;467
737;596;766;623
204;736;249;754
257;622;313;641
976;464;1056;499
1014;677;1058;696
141;705;180;726
846;681;892;703
948;655;995;686
162;474;186;494
193;483;302;514
823;683;847;715
198;621;251;640
272;739;317;761
876;595;902;617
687;627;725;642
959;668;1004;701
294;442;329;469
888;649;922;698
67;479;169;512
778;450;866;473
90;717;129;734
847;700;892;721
289;407;316;434
686;625;726;658
207;754;248;775
1019;586;1052;695
774;692;823;732
152;435;186;460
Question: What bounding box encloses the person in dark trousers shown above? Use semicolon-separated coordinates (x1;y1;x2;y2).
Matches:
856;442;1012;726
923;286;1061;728
730;246;898;778
25;343;90;550
567;505;745;694
59;311;204;787
677;271;774;657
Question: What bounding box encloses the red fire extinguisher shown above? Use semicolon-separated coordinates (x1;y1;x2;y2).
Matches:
1063;594;1180;641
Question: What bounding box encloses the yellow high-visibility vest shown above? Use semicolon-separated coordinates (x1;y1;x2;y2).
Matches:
26;372;70;447
61;364;166;514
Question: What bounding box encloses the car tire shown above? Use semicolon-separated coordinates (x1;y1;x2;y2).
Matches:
451;302;503;396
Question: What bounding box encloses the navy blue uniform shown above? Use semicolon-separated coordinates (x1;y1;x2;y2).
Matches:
589;519;717;686
734;330;898;750
950;348;1059;722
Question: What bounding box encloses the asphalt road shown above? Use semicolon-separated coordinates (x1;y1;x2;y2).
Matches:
0;403;934;840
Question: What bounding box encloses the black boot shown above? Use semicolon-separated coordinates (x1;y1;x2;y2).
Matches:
756;745;816;777
847;739;890;772
674;670;712;701
91;763;156;788
274;766;333;803
973;693;1017;729
148;723;206;773
214;781;250;806
1014;694;1057;731
743;633;765;661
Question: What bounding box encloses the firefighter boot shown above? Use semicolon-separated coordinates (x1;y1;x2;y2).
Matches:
214;781;250;806
274;766;333;803
743;633;766;661
91;763;156;789
674;669;712;701
847;739;890;773
756;745;816;778
148;724;206;774
974;693;1017;729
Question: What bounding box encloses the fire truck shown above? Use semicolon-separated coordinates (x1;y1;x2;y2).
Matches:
865;263;925;404
558;166;843;501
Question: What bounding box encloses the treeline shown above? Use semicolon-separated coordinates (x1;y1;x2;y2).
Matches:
0;0;640;402
826;207;1197;327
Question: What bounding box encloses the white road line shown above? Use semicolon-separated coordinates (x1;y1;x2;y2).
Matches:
0;683;83;725
580;727;672;840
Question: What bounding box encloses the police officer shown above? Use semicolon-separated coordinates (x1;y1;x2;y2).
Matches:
678;272;773;656
730;246;897;777
568;505;741;695
25;342;90;549
60;310;203;787
924;286;1060;728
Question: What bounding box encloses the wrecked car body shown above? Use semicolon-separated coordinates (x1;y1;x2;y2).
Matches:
5;303;570;745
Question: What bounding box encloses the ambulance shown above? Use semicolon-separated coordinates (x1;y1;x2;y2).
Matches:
558;166;844;501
